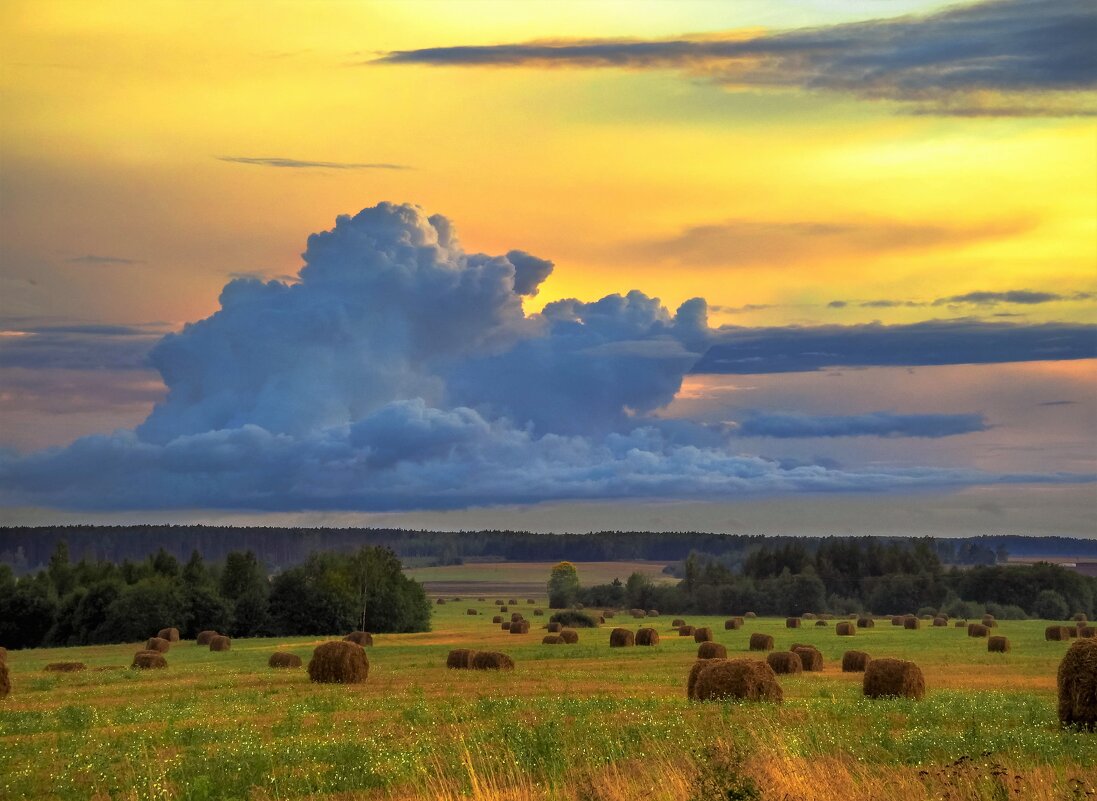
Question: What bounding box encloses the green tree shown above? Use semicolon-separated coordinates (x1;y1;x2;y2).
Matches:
1033;589;1070;620
548;561;581;608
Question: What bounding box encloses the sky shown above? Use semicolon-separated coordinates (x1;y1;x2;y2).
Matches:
0;0;1095;535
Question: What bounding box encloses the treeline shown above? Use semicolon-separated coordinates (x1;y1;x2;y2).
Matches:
4;526;1097;574
0;542;431;650
577;539;1096;620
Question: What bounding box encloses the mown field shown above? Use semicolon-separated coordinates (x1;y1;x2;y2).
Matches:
404;562;674;596
1;597;1094;801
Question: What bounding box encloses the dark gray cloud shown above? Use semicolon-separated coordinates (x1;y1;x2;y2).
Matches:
933;290;1093;306
736;410;989;438
0;324;159;370
506;250;554;296
373;0;1097;116
216;156;410;170
67;255;142;266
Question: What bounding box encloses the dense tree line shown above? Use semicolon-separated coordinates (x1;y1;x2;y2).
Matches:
4;526;1096;574
0;542;431;650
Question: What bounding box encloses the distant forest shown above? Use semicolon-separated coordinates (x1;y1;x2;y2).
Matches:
3;525;1096;574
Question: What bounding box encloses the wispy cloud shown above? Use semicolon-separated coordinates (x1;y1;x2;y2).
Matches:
67;254;142;266
735;410;989;438
372;0;1097;116
827;289;1094;309
216;156;410;170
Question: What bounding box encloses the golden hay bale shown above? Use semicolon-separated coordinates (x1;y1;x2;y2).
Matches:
196;630;218;645
693;659;783;703
724;618;743;630
609;628;635;647
955;620;968;628
1058;638;1097;730
698;642;727;659
856;617;875;628
508;599;518;605
1081;627;1096;638
766;651;802;675
471;651;514;670
891;616;904;626
268;652;302;668
209;635;231;652
803;613;817;620
786;617;801;629
687;659;720;699
131;650;167;670
636;628;659;646
542;635;563;645
0;662;8;698
492;615;503;624
815;620;828;627
466;609;478;615
344;631;374;647
510;612;523;622
836;621;855;636
646;610;660;617
744;612;757;618
932;617;948;627
308;640;369;683
863;658;925;700
501;621;512;631
534;609;544;616
157;627;180;642
842;650;871;672
694;627;714;643
982;616;998;628
672;618;686;627
559;629;579;644
500;606;508;612
630;608;646;618
495;600;504;605
904;617;921;630
509;621;530;634
988;636;1011;653
547;622;562;632
144;637;171;653
968;623;989;637
678;625;695;636
45;662;85;672
1046;626;1072;641
446;649;477;668
792;646;823;672
749;633;774;651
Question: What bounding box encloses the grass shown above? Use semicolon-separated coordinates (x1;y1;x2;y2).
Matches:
1;597;1095;800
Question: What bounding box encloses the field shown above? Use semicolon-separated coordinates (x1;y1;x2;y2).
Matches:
404;561;674;596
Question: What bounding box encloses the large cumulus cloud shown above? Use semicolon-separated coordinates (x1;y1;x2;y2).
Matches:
2;203;1092;511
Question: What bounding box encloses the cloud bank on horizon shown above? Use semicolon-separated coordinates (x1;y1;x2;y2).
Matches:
1;203;1093;512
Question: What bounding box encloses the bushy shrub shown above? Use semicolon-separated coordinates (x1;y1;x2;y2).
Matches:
548;610;598;628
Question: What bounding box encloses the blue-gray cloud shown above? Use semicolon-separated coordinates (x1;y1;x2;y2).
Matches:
217;156;410;170
67;254;142;266
373;0;1097;116
0;324;160;370
933;290;1093;306
736;411;989;438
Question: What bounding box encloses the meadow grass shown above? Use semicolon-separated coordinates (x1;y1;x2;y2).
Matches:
1;596;1094;800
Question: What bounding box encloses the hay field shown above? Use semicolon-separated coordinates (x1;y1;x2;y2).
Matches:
1;600;1094;801
404;562;674;595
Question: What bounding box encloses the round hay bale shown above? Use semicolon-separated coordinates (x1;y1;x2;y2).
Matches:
863;658;925;700
955;619;968;628
630;608;646;618
446;649;477;668
501;621;512;631
478;597;487;601
766;651;802;674
308;640;369;683
786;617;801;629
803;613;817;620
988;636;1011;653
558;629;579;644
268;652;302;668
903;617;921;630
542;635;563;645
724;618;743;630
145;637;170;653
157;627;180;642
792;646;823;672
932;617;948;627
693;659;783;703
635;628;659;646
547;622;562;632
209;635;231;652
436;598;446;605
466;609;478;615
968;623;989;638
602;611;614;619
919;615;933;621
1080;626;1096;638
842;650;871;672
815;620;828;627
45;662;85;672
1046;626;1072;641
508;599;518;605
1058;638;1097;730
693;627;713;643
744;612;757;618
0;662;8;698
836;621;855;636
527;599;536;604
890;616;903;626
687;658;721;699
609;628;635;647
492;615;503;623
0;646;6;663
1068;627;1079;638
196;630;218;645
645;610;659;617
678;625;695;636
856;617;875;629
495;599;503;605
534;609;544;616
471;651;514;670
982;616;998;628
509;620;530;634
500;606;508;612
698;642;727;659
510;612;523;622
131;650;167;670
749;633;774;651
672;618;686;627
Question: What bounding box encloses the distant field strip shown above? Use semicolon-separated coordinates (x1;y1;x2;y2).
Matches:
405;560;674;594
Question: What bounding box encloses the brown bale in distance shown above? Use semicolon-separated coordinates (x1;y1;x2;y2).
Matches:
157;627;180;642
0;662;8;698
1046;626;1072;641
836;621;855;636
803;613;817;620
842;650;871;672
145;637;170;653
527;599;536;604
609;628;635;647
1068;627;1079;638
508;599;518;605
725;618;743;630
1081;626;1096;638
815;620;828;627
968;623;989;637
131;650;167;670
955;620;968;628
630;608;645;618
471;651;514;670
436;598;446;605
767;651;802;674
786;617;801;629
863;658;925;700
749;633;775;651
509;620;530;634
446;649;477;668
196;630;218;645
500;606;508;612
209;635;231;652
547;622;562;632
466;609;478;615
511;613;523;622
904;617;921;630
988;636;1011;653
793;646;823;672
744;612;757;618
891;616;904;626
534;609;544;616
982;616;998;628
495;600;504;605
45;662;85;672
647;610;660;617
344;631;373;646
558;629;579;644
636;628;659;646
693;659;783;703
678;625;695;636
0;646;6;663
478;597;487;601
268;652;302;668
672;618;686;627
542;635;563;644
501;621;512;631
1058;638;1097;729
694;627;714;643
308;640;369;683
603;611;614;618
698;642;727;659
932;617;948;627
492;615;503;624
857;617;875;628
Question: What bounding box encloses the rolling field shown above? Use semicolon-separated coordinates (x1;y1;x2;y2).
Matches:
1;600;1094;801
403;562;674;596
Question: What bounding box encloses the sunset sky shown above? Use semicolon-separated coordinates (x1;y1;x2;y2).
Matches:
1;0;1095;535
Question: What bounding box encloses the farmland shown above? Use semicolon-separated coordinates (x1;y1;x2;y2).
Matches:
2;579;1094;801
